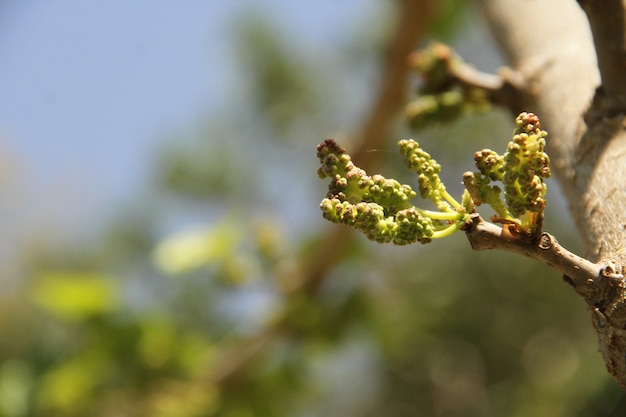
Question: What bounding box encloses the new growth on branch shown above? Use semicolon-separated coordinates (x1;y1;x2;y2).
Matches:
317;112;551;245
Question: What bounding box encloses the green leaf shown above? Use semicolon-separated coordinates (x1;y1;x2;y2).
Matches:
30;272;119;322
153;218;241;276
0;360;32;417
37;352;105;412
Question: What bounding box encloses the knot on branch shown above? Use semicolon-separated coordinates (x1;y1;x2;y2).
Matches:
600;260;625;286
538;233;553;250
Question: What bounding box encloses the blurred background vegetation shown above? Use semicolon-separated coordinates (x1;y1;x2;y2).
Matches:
2;1;626;416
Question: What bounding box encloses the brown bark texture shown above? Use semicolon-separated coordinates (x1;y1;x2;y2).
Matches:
476;0;626;390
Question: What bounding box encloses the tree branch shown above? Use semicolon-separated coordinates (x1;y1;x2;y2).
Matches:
208;0;436;386
477;0;626;389
445;54;526;113
463;214;606;300
302;0;436;294
578;0;626;97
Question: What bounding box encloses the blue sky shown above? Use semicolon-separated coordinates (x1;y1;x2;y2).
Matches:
0;1;374;246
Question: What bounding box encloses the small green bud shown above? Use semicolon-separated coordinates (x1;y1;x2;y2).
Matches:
393;208;434;245
474;149;504;181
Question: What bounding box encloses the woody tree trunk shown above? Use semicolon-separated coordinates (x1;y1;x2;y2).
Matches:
476;0;626;389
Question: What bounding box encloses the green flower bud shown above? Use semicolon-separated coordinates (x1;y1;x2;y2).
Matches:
393;208;435;245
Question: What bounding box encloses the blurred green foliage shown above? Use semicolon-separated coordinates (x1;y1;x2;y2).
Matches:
236;16;318;136
2;2;626;417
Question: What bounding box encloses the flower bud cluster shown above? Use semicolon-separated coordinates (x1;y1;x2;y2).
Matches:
319;198;435;244
317;139;416;210
398;139;461;213
470;112;551;234
316;139;467;245
317;139;429;244
474;150;503;181
399;139;444;207
503;112;551;217
406;90;465;130
406;43;490;130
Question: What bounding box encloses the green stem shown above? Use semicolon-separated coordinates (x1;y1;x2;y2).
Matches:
442;190;462;210
418;208;466;221
431;221;464;239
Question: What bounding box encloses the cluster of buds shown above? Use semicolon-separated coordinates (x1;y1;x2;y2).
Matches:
317;139;469;245
504;112;551;216
406;43;490;129
465;112;551;236
399;139;457;212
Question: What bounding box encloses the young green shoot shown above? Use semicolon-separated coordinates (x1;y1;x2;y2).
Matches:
316;112;552;245
467;112;551;237
316;139;470;245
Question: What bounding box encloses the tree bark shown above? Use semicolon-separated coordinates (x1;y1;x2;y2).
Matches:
476;0;626;390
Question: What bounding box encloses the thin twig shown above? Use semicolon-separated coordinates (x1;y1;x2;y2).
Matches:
463;213;608;301
449;59;526;113
208;0;436;386
303;0;435;292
